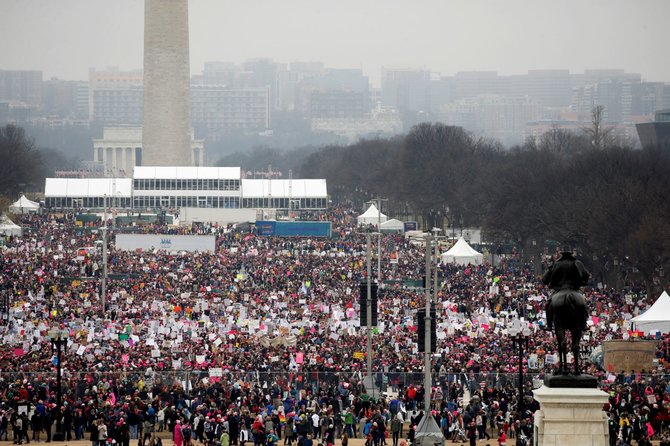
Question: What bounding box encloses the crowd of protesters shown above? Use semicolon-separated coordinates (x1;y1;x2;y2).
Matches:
0;206;669;446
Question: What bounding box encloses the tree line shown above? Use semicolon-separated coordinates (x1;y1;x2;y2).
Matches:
3;120;668;292
297;122;670;293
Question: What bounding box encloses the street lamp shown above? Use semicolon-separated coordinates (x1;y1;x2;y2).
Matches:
508;319;531;421
414;233;445;446
101;195;108;316
48;327;70;440
366;198;387;283
1;291;9;325
361;232;381;400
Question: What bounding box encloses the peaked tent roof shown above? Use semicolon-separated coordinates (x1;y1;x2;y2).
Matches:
441;237;483;265
632;291;670;334
356;204;388;225
413;413;444;446
0;214;22;236
8;195;39;213
380;218;404;230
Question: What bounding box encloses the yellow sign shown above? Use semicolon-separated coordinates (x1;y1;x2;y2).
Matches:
353;352;365;360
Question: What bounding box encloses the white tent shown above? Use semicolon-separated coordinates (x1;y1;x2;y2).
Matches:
440;237;483;265
8;195;40;214
380;218;404;233
356;204;388;226
631;291;670;334
0;214;22;236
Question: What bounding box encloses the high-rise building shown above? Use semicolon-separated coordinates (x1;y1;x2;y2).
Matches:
512;70;571;108
88;67;143;122
91;86;143;125
0;70;43;107
437;95;540;145
276;62;325;111
452;71;510;100
190;85;271;134
293;68;370;119
381;68;431;112
143;0;193;166
381;68;432;128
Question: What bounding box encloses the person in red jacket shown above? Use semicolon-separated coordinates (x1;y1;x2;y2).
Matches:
497;429;507;446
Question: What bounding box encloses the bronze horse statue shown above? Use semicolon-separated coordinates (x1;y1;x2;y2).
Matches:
543;251;590;375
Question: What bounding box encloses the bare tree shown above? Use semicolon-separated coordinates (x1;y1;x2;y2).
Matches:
583;105;614;150
539;127;588;155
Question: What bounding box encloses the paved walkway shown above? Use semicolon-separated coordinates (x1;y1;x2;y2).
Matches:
0;441;500;446
0;433;664;446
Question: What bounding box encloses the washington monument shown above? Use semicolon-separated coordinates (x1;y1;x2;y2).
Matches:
142;0;193;166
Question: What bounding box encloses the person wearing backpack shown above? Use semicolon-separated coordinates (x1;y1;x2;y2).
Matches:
266;430;279;446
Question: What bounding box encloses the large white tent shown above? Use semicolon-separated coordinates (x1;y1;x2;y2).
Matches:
631;291;670;334
8;195;39;214
380;218;404;233
356;204;388;226
0;214;22;236
440;237;484;265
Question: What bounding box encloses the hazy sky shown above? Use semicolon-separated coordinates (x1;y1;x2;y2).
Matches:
2;0;669;86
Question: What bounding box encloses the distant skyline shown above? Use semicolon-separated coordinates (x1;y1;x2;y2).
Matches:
1;0;669;86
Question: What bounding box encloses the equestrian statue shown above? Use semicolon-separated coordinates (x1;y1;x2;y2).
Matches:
542;249;590;377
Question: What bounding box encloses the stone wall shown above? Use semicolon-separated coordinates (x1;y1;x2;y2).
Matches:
602;339;658;374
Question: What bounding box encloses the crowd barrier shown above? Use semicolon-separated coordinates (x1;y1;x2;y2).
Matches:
2;370;667;400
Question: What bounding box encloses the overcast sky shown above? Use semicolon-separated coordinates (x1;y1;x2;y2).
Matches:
1;0;669;86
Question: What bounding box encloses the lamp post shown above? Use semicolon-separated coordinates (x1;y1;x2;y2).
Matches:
366;232;373;389
1;290;9;325
48;327;69;439
414;233;444;446
508;319;531;421
101;194;108;316
362;231;381;400
423;233;432;414
366;198;387;283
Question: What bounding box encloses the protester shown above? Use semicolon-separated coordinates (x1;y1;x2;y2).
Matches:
0;207;668;445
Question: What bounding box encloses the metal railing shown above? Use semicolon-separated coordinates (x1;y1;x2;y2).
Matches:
1;369;667;402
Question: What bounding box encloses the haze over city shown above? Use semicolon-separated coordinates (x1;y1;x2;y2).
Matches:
2;0;670;85
2;2;670;445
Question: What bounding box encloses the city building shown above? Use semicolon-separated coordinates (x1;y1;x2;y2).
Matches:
0;70;43;107
572;80;670;123
437;95;540;145
276;61;325;111
636;110;670;148
42;78;89;119
91;86;143;125
381;68;432;116
452;71;510;100
511;70;571;108
88;67;143;122
190;85;271;134
311;105;403;141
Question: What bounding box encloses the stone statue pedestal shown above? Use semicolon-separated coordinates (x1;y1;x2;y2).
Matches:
533;385;609;446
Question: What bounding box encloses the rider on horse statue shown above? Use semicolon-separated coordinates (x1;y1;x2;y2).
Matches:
542;249;590;332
